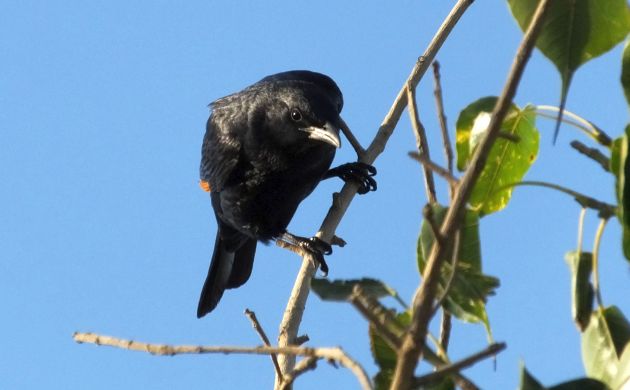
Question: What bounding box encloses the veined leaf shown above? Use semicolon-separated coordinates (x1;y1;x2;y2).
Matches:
455;97;539;215
508;0;630;141
582;306;630;384
417;204;499;336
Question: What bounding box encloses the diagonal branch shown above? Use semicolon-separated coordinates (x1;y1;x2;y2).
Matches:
407;83;438;203
275;0;476;386
245;309;283;382
390;1;552;388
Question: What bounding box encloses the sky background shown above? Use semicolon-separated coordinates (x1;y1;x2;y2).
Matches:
2;1;629;389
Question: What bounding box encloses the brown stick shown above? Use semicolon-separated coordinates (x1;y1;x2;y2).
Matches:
73;332;372;390
390;1;551;388
245;309;283;382
407;84;437;203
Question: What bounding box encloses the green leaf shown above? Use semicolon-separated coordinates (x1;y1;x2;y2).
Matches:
519;365;609;390
417;204;499;336
508;0;630;141
611;343;630;390
582;306;630;384
610;127;630;263
622;41;630;107
370;311;410;389
564;251;594;331
455;97;539;215
311;278;404;306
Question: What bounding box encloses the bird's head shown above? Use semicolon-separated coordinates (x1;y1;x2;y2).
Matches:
254;71;344;150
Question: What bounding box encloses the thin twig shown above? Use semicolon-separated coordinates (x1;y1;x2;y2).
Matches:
432;61;453;177
339;117;366;158
245;309;283;382
432;229;461;316
275;0;475;385
505;180;616;218
439;311;452;352
570;140;610;172
408;152;459;187
592;218;609;309
73;332;372;390
407;83;438;203
391;1;551;388
414;343;507;387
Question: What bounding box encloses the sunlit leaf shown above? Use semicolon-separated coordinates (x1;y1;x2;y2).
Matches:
519;366;546;390
610;127;630;263
508;0;630;141
582;306;630;384
611;343;630;390
455;97;539;215
417;204;499;336
565;251;594;331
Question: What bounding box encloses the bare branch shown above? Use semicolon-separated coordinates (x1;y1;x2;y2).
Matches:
279;356;318;390
73;332;372;390
414;342;507;387
339;117;366;158
408;152;459;187
407;83;437;203
391;1;552;388
275;0;475;384
432;61;454;176
570;140;610;172
245;309;283;382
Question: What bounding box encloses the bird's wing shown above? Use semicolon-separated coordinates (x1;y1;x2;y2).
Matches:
200;110;243;192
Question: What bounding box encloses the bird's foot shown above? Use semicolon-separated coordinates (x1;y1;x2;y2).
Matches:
326;162;377;194
278;233;331;276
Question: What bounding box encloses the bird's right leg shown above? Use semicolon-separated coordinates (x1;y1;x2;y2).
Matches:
277;232;331;275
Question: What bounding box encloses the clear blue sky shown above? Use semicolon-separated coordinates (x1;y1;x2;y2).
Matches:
2;1;629;389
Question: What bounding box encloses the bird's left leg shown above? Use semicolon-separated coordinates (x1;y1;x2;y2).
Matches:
277;232;331;275
324;162;377;194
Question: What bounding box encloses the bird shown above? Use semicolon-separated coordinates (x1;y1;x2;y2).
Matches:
197;70;377;318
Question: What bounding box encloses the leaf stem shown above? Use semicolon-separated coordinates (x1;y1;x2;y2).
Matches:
535;105;612;146
592;218;609;309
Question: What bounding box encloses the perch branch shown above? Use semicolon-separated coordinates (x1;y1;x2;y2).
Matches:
73;332;372;390
390;1;551;388
275;0;475;385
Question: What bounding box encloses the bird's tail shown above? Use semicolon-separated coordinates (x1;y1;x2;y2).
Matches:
197;229;257;318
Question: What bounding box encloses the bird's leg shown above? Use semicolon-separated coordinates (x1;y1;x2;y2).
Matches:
277;232;331;276
324;162;377;194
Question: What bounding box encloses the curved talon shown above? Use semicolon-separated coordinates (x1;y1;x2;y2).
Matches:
326;162;378;195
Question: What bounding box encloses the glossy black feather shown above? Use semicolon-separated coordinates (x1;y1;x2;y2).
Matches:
197;70;343;317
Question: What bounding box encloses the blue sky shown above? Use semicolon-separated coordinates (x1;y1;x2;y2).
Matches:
2;1;629;389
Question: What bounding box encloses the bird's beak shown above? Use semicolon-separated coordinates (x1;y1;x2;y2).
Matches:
301;121;341;148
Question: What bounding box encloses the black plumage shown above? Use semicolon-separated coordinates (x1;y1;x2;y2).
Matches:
197;70;375;318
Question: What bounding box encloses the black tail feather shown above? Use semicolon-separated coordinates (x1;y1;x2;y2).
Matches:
197;231;257;318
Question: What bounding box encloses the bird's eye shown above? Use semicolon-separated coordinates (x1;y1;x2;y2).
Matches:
290;108;303;122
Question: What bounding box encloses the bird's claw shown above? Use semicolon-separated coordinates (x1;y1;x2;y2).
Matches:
298;237;331;276
328;162;377;194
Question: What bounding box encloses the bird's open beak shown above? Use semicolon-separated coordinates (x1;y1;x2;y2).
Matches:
301;121;341;148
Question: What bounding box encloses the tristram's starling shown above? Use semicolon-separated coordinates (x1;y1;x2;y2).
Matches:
197;70;376;318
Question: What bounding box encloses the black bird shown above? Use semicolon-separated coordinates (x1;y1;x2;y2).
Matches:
197;70;376;318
